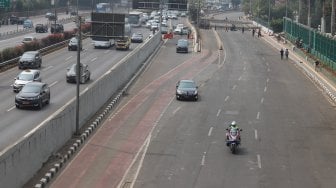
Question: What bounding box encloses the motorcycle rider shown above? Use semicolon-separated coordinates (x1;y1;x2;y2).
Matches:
226;121;242;145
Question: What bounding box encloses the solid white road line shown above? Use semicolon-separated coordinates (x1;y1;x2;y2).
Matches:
65;56;72;61
208;127;213;136
44;66;54;71
257;154;262;168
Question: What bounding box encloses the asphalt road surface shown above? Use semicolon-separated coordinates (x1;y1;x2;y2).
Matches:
46;12;336;188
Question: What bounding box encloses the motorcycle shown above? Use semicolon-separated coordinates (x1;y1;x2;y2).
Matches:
226;128;242;154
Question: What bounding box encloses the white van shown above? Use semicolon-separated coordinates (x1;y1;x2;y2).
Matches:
92;37;115;49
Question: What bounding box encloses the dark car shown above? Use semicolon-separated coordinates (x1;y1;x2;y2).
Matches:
15;82;50;109
18;51;42;69
176;80;198;101
35;24;48;33
131;33;143;43
176;39;188;53
50;23;64;33
66;63;91;84
47;13;57;21
9;16;19;24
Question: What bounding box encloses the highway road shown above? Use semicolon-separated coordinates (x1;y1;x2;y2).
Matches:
0;12;83;51
48;12;336;188
0;24;152;153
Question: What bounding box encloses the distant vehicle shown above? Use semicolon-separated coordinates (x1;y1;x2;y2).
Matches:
180;12;187;17
176;39;188;53
22;36;37;44
9;15;19;24
131;33;143;43
176;80;198;101
161;26;168;34
46;13;57;21
18;51;42;69
35;24;48;33
128;11;145;27
50;23;64;33
150;22;159;31
145;20;154;28
15;82;50;109
96;3;111;13
66;63;91;84
13;69;41;93
116;37;131;50
92;37;114;49
23;19;33;28
68;37;82;51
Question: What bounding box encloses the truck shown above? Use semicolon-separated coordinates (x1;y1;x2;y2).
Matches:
116;23;132;50
116;36;131;50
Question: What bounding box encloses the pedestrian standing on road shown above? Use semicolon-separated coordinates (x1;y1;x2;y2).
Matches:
285;49;289;60
252;29;255;37
280;48;284;60
258;29;261;37
242;27;244;33
315;60;320;71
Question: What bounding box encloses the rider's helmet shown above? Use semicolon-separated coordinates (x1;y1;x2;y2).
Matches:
230;121;237;128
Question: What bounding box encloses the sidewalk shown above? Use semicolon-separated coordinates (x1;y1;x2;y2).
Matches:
261;31;336;103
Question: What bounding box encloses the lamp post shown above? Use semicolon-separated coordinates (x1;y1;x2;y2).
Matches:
75;0;81;135
268;0;270;31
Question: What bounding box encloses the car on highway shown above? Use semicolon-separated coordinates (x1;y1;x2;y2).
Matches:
50;23;64;33
66;63;91;84
13;69;41;93
131;33;143;43
15;82;50;109
150;22;159;31
22;36;37;44
46;13;57;21
23;19;33;29
161;26;168;34
35;24;48;33
176;80;198;101
92;37;114;49
176;39;188;53
68;37;82;51
18;51;42;69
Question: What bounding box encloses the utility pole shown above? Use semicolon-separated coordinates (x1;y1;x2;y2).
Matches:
75;0;81;135
332;0;335;35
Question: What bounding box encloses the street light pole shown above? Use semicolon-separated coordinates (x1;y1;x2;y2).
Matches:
75;0;81;135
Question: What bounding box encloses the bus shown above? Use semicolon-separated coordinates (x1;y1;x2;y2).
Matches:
96;3;111;13
128;11;145;27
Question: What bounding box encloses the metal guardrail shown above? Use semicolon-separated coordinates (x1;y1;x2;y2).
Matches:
0;39;69;69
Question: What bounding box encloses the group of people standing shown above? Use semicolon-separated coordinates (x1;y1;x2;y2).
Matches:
280;48;289;60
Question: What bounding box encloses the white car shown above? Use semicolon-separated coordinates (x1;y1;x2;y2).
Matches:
22;36;37;44
13;69;41;92
92;37;114;48
150;23;159;31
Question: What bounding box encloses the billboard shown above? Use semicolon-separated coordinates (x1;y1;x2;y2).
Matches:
132;0;160;9
167;0;188;10
90;13;126;38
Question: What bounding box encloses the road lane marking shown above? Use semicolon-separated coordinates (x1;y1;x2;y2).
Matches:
255;129;258;140
201;152;206;166
104;50;109;54
50;81;58;87
208;127;213;136
243;66;246;71
44;66;53;71
216;109;221;117
256;112;260;120
262;57;265;61
7;106;15;112
91;57;97;62
257;154;262;168
267;68;271;72
266;78;270;83
261;97;264;104
264;86;267;92
238;75;242;80
172;106;181;114
65;56;72;61
224;96;229;102
232;85;237;90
